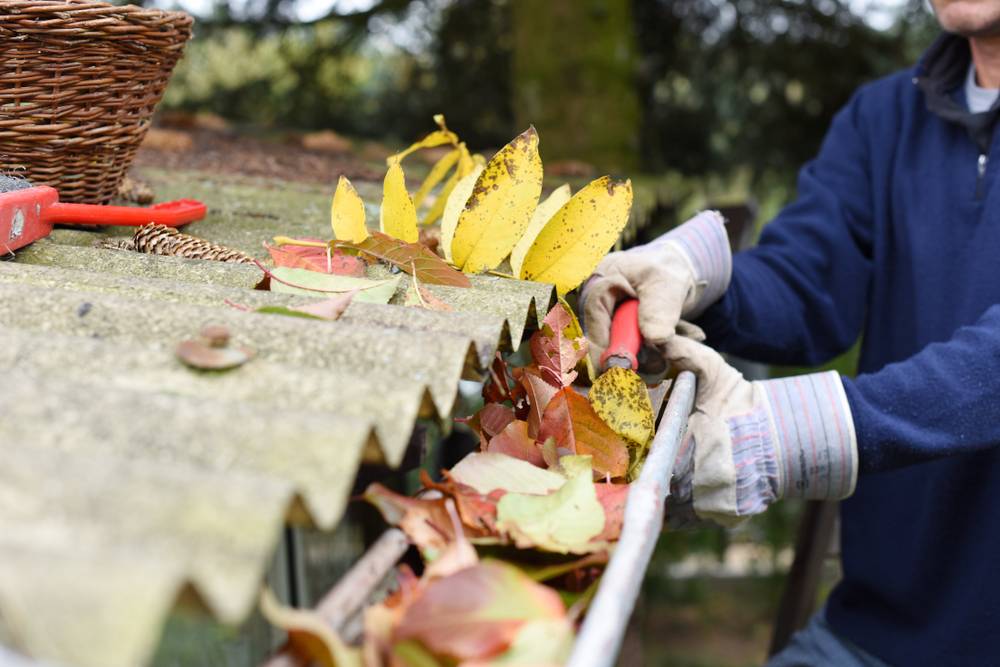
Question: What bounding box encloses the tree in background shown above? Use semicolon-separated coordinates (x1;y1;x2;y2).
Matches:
633;0;936;176
511;0;641;171
160;0;936;176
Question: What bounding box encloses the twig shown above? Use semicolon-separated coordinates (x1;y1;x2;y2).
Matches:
261;529;409;667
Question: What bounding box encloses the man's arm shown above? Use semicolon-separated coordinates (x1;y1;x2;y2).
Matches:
664;303;1000;524
846;304;1000;472
698;90;876;367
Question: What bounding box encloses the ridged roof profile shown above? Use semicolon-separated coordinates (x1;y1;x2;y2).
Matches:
0;170;554;667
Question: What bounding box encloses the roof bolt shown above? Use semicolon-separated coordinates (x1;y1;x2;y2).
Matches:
200;325;231;348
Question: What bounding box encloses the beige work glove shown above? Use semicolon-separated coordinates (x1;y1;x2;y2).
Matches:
665;335;859;527
580;211;732;365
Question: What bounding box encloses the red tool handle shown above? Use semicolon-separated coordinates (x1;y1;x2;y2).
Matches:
600;298;641;370
43;199;207;227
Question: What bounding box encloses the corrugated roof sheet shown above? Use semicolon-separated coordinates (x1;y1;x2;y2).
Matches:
0;170;554;667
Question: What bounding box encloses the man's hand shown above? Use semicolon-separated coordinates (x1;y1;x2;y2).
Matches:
665;335;859;526
580;211;731;364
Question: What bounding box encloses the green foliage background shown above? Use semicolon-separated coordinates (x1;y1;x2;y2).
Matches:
160;0;937;178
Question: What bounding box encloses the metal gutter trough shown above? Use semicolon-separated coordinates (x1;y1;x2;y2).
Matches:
568;370;696;667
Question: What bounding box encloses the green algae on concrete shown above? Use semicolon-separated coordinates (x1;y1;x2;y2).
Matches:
0;281;474;420
15;239;263;288
3;368;369;530
0;443;292;667
0;326;425;463
0;261;508;367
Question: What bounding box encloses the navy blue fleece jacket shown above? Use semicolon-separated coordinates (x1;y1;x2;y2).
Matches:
697;34;1000;666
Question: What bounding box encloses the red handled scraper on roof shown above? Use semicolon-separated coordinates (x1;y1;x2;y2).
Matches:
0;179;206;254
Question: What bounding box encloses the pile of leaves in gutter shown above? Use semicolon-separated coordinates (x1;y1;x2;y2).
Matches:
246;115;633;322
261;303;662;666
251;118;649;664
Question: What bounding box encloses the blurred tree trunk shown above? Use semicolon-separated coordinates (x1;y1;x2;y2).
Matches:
511;0;640;172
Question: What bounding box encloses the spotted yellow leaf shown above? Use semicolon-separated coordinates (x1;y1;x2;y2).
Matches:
520;176;632;294
380;158;418;243
589;366;654;452
451;127;543;273
441;164;484;263
330;175;368;243
511;184;572;278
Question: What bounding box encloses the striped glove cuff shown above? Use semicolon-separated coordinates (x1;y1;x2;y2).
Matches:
731;371;858;513
660;210;732;317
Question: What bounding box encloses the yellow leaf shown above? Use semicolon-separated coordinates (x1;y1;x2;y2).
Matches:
260;588;361;667
451;127;543;273
412;148;460;209
510;184;572;278
456;143;476;176
441;164;484;263
379;158;418;243
393;130;456;162
418;144;476;227
420;171;457;227
589;366;654;451
520;176;633;294
330;175;368;243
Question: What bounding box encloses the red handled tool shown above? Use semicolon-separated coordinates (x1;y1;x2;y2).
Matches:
600;298;641;370
0;185;206;253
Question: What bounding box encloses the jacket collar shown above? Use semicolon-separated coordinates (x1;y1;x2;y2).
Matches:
915;32;1000;153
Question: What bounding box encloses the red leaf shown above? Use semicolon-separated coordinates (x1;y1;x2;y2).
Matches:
483;352;515;404
529;304;588;388
594;483;629;542
335;231;471;287
392;561;566;662
486;420;545;467
515;366;558;438
537;389;629;479
421;471;502;534
479;403;515;439
265;238;366;276
364;483;467;556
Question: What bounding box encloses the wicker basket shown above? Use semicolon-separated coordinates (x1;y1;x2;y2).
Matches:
0;0;193;203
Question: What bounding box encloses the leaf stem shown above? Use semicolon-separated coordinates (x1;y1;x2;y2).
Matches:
272;236;329;249
487;269;517;279
410;261;428;308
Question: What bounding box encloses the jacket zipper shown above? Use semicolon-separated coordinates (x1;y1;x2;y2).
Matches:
977;153;989;199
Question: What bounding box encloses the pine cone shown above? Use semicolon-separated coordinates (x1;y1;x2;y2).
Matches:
132;224;254;264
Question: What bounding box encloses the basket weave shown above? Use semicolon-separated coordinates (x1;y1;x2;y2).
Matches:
0;0;193;203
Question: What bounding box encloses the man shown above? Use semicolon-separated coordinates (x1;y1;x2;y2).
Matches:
583;1;1000;664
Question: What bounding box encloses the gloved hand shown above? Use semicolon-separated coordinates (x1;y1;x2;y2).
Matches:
665;335;858;526
581;210;732;365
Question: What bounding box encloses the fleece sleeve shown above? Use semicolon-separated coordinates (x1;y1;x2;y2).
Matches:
843;304;1000;473
696;91;875;367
